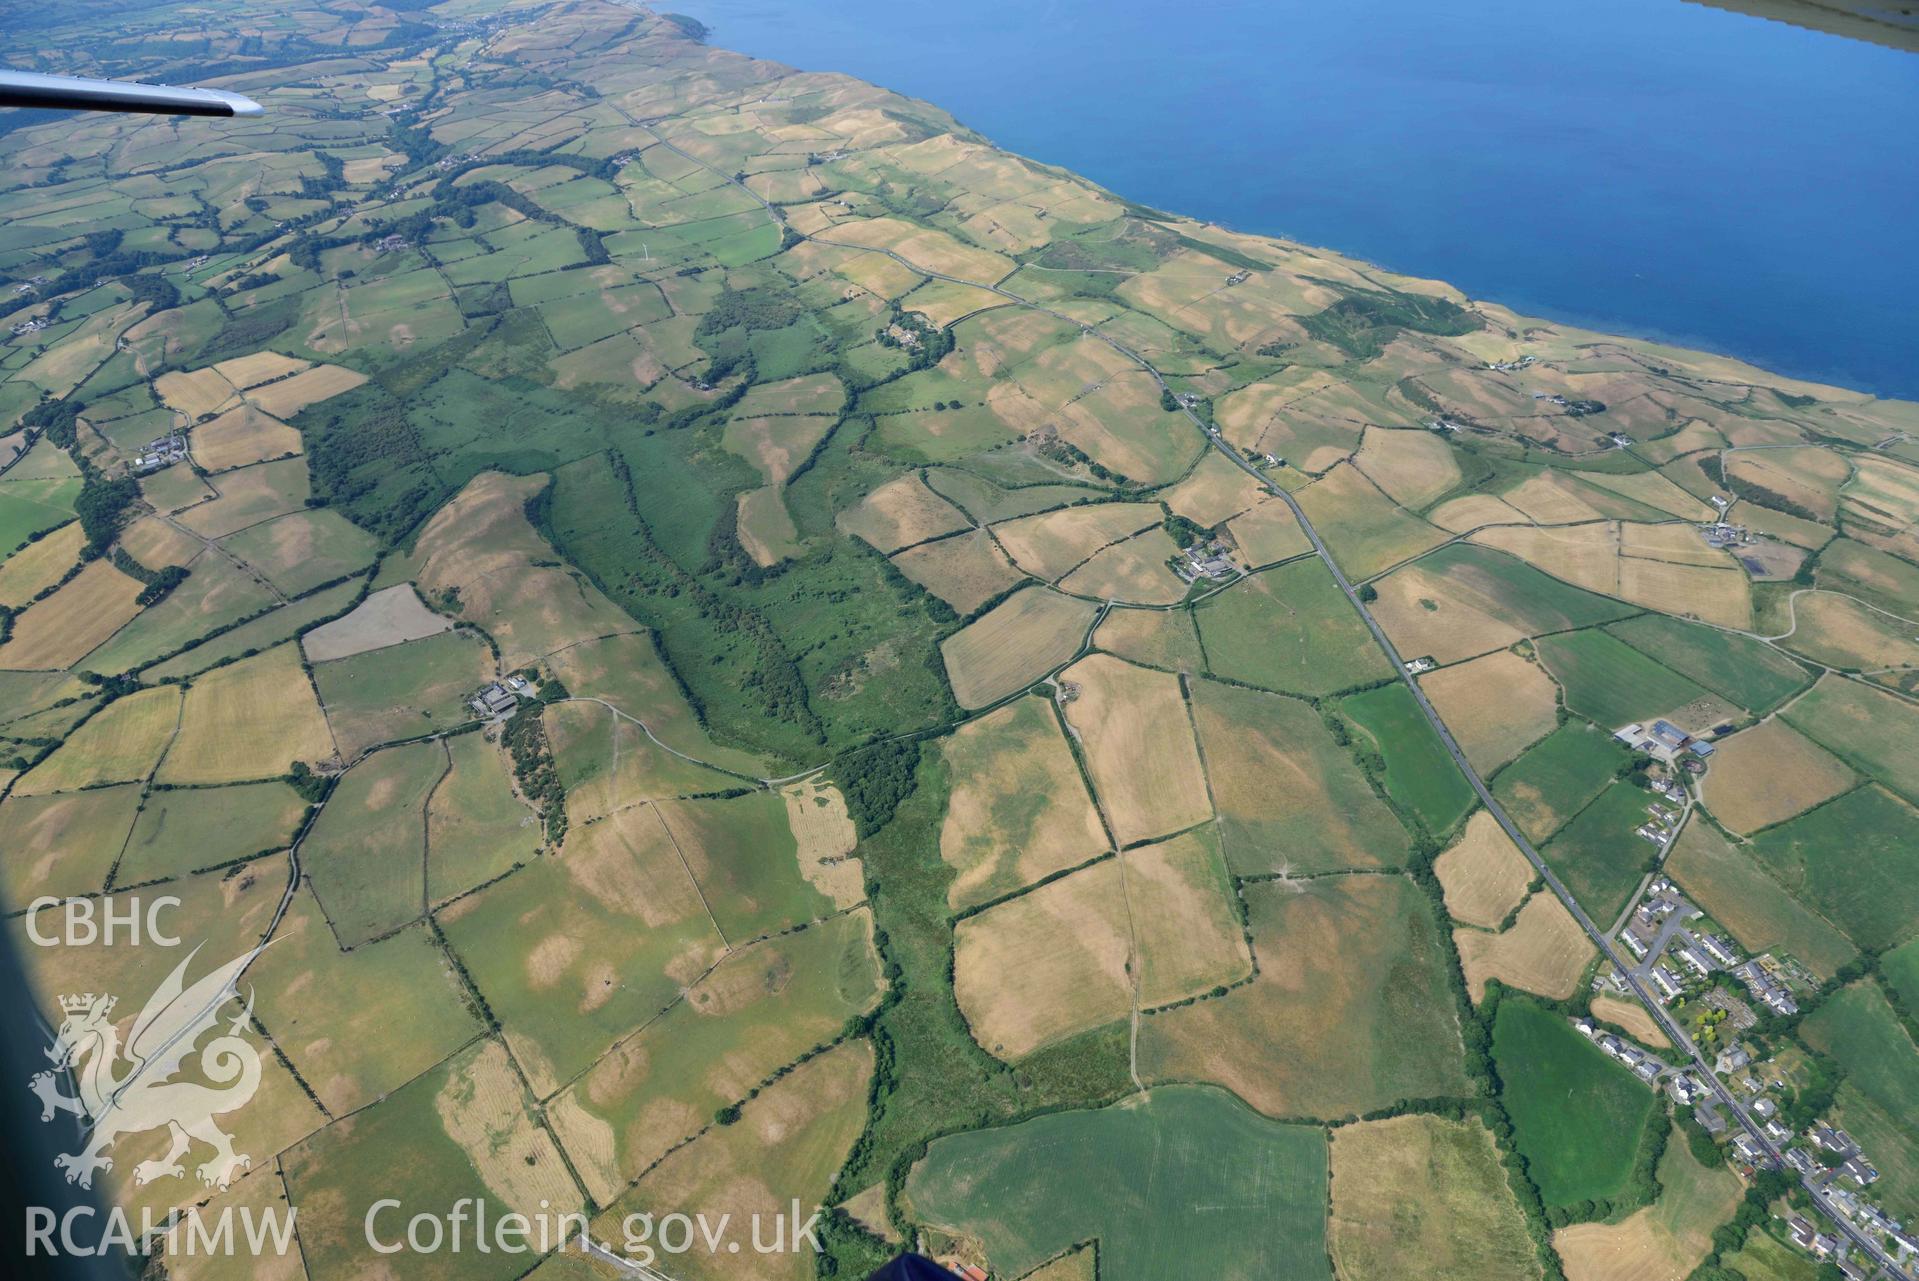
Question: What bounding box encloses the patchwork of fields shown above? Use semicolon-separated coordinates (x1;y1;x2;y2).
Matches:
2;1;1916;1278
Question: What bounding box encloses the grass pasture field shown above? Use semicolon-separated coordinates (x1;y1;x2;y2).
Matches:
1455;890;1597;1003
1094;605;1205;673
906;1086;1332;1281
1434;810;1536;928
1418;649;1561;775
220;508;379;596
1491;722;1633;843
552;910;881;1204
300;739;446;947
1536;629;1714;730
541;630;768;777
157;643;335;783
0;784;142;905
313;627;492;759
1781;675;1919;805
1057;527;1188;604
14;685;179;795
546;699;741;820
1339;683;1475;833
1140;875;1468;1120
1191;677;1407;875
942;586;1099;709
1554;1124;1742;1281
74;558;276;678
426;730;537;904
1492;996;1657;1211
1540;781;1665;924
1665;820;1857;978
1802;983;1919;1220
438;803;729;1097
653;790;841;942
838;473;971;552
1749;785;1919;952
1603;614;1811;714
116;779;307;884
283;1037;583;1281
146;580;362;681
1057;653;1210;846
1700;718;1856;834
1295;462;1448;580
592;1040;873;1281
938;695;1108;909
1195;559;1390;695
1328;1114;1541;1281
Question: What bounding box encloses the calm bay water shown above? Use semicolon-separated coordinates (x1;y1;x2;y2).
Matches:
668;0;1919;399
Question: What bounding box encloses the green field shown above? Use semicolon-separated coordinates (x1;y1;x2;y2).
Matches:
1665;819;1858;979
426;730;535;904
1407;543;1638;634
1340;683;1475;833
906;1086;1332;1281
301;740;446;946
1540;780;1663;923
116;780;308;884
312;627;491;758
1491;722;1633;842
1196;559;1392;695
1604;614;1812;714
1536;629;1713;730
1781;676;1919;807
1492;996;1657;1209
1802;984;1919;1219
1749;785;1919;953
143;579;363;680
1887;936;1919;1014
655;791;838;941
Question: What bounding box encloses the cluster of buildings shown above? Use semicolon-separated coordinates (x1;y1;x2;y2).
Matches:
1173;538;1240;584
467;674;529;719
1572;1016;1672;1084
1633;796;1683;849
1733;957;1801;1018
8;315;47;337
1614;718;1716;769
132;431;187;474
1486;354;1537;372
1701;520;1758;550
1224;269;1252;286
374;233;410;254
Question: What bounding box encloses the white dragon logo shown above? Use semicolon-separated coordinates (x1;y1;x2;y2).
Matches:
30;944;265;1192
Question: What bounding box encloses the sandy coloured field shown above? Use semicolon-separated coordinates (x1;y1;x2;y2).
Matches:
212;350;311;389
155;366;240;420
1369;564;1525;665
837;474;970;552
1428;492;1527;534
157;644;336;782
191;404;303;472
1162;451;1271;527
941;586;1099;709
0;521;83;608
990;502;1161;582
1700;718;1856;834
301;583;453;662
1434;811;1536;929
243;363;368;417
1419;649;1560;774
1058;528;1189;605
1456;891;1596;1003
1353;426;1463;510
0;560;146;670
1058;653;1211;846
1224;498;1311;565
1590;994;1669;1049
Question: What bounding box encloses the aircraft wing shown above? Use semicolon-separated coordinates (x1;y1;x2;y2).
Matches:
0;69;262;117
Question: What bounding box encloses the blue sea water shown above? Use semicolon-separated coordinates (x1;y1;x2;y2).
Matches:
667;0;1919;399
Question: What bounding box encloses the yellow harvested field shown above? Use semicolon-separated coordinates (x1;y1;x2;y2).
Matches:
1329;1115;1543;1281
1472;522;1751;628
155;367;239;420
890;530;1025;614
1094;605;1204;673
1784;591;1919;672
1162;451;1270;527
991;501;1161;581
899;278;1006;327
14;686;181;795
781;779;864;909
1590;995;1669;1049
1434;811;1535;929
1580;469;1714;520
1058;653;1211;846
1617;521;1738;568
1123;829;1253;1006
1700;719;1855;834
1456;891;1596;1003
191;404;303;472
158;644;336;783
941;586;1099;709
212;351;311;389
1501;471;1609;525
837;474;970;552
0;560;145;670
1616;557;1751;628
116;515;202;568
1429;492;1527;533
1354;427;1463;509
1419;650;1559;774
1296;462;1448;579
1058;528;1189;604
1369;563;1525;665
939;697;1108;910
434;1038;584;1217
1225;499;1311;565
1555;1136;1741;1281
953;856;1133;1058
815;215;1016;285
0;521;83;608
243;364;367;418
